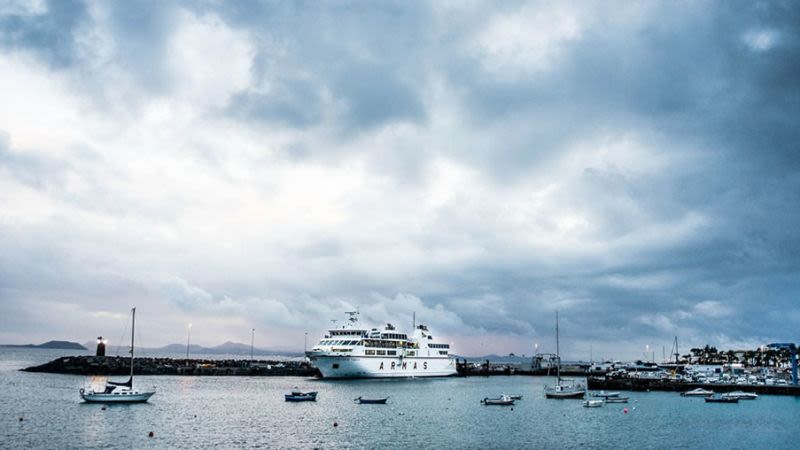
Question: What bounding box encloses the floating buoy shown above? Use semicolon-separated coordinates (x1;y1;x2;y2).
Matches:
101;406;107;411
510;407;514;411
623;408;629;414
333;422;338;428
19;417;23;422
148;431;154;438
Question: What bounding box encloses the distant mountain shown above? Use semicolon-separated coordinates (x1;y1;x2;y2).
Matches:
1;340;88;350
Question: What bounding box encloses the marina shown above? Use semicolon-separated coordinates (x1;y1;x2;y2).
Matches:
4;347;798;449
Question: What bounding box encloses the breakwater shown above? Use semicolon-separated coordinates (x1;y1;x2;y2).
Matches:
23;356;320;377
455;359;586;376
587;376;800;396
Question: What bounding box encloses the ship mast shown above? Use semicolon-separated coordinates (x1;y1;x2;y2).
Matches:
130;307;136;382
556;311;561;382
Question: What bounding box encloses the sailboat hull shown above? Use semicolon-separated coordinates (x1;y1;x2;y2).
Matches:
80;391;154;403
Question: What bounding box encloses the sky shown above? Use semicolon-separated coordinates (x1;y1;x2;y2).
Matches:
0;0;798;359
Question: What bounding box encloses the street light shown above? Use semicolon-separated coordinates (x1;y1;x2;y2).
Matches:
186;323;192;359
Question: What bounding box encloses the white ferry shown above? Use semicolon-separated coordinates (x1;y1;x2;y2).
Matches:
306;312;457;378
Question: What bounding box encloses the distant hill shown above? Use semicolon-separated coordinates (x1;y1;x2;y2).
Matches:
1;340;88;350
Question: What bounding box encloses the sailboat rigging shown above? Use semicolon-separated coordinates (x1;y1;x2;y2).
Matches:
80;307;155;403
544;311;585;399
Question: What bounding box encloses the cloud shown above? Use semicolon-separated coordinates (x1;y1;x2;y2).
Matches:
693;301;732;318
1;1;799;358
472;4;582;78
742;29;780;51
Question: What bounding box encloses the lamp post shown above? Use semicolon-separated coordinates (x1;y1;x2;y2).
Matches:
186;323;192;359
250;328;255;361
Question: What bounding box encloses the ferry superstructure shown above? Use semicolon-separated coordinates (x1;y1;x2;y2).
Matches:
306;312;457;378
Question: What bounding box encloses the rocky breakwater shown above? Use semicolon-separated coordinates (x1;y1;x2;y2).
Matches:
23;356;321;377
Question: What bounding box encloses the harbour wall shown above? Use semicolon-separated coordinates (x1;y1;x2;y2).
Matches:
587;376;800;396
23;356;320;377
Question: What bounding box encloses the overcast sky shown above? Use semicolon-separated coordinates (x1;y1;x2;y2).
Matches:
0;0;798;359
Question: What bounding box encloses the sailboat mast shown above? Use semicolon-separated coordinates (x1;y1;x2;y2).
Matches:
556;311;561;382
674;335;680;364
130;307;136;381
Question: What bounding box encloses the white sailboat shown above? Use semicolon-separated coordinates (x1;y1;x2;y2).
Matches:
544;311;585;399
80;307;155;403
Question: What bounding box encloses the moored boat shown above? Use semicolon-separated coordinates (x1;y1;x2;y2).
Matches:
285;391;317;402
481;395;515;406
79;308;155;404
592;391;620;398
604;397;629;403
306;312;456;379
723;391;758;400
355;396;388;404
583;399;604;408
681;388;713;397
705;395;738;403
544;312;585;399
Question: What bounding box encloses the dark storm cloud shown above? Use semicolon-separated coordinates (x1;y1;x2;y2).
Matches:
0;0;88;67
1;0;799;356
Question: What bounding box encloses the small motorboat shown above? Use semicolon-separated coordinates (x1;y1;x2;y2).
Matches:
481;395;515;406
681;388;714;397
355;396;389;404
723;391;758;400
502;394;523;400
603;397;629;403
285;391;317;402
705;395;738;403
592;391;620;398
583;399;604;408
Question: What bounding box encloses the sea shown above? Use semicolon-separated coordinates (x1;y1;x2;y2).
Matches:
1;348;798;449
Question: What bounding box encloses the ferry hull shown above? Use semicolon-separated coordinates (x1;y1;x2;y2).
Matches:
310;356;457;379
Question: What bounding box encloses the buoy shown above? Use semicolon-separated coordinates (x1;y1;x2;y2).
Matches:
623;408;629;414
510;407;514;411
333;422;338;428
148;431;154;438
19;417;23;422
101;406;106;411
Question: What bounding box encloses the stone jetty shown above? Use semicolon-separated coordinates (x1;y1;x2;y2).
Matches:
23;356;320;377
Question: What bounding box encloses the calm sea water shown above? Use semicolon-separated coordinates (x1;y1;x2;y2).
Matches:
2;348;798;449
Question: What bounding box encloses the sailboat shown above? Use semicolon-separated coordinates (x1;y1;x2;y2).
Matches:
80;307;155;403
544;311;585;399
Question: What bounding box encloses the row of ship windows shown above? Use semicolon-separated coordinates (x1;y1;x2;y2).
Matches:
320;340;359;346
319;340;450;351
361;349;449;356
365;350;398;356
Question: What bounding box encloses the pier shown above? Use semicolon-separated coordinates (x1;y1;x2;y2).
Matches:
23;356;320;377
